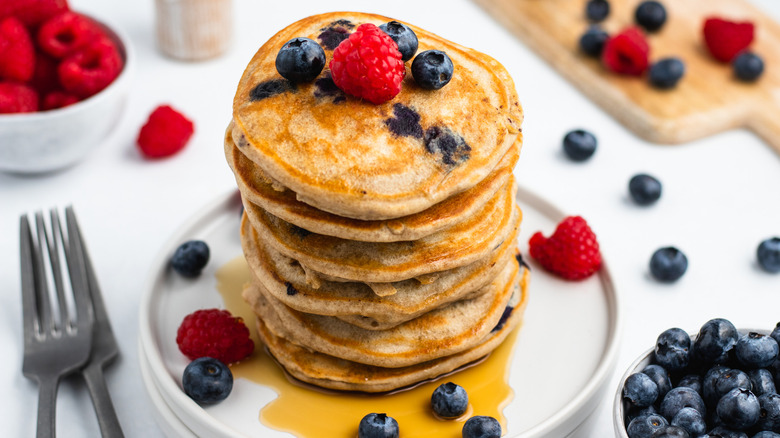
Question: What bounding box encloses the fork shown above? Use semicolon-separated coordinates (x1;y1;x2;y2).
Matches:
20;209;94;438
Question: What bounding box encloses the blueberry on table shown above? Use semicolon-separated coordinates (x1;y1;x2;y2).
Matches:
431;382;469;418
649;58;685;89
579;26;609;57
275;37;326;82
562;129;597;161
735;332;779;369
624;372;660;407
651;425;690;438
649;247;688;282
655;328;690;371
660;387;706;421
733;52;764;82
171;240;210;277
629;173;663;205
716;388;760;430
635;1;667;32
585;0;610;22
411;50;454;90
670;407;705;437
626;414;668;438
379;21;418;61
757;237;780;273
746;368;776;396
182;357;233;404
693;319;738;365
358;413;399;438
462;416;501;438
756;393;780;432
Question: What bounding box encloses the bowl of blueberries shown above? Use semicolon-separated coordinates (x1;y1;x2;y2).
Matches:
615;318;780;438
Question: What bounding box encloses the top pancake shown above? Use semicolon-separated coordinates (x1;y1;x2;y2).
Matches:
232;11;523;220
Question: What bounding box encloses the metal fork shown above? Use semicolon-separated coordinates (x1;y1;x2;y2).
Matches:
21;209;94;438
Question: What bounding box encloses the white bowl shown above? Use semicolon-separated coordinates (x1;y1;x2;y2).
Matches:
0;14;133;174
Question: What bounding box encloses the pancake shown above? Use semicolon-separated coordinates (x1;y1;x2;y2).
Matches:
251;268;530;393
226;122;519;242
232;11;523;220
244;180;520;283
240;213;519;330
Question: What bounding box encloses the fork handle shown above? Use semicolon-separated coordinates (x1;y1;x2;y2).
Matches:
36;375;60;438
82;363;125;438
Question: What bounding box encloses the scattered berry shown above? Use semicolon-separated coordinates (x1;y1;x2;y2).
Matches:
624;373;659;408
693;318;738;365
58;37;122;97
358;413;399;438
275;37;325;83
757;237;780;273
733;52;764;82
137;105;195;159
716;388;760;430
702;17;754;63
462;416;501;438
0;82;38;113
562;129;597;161
649;247;687;282
734;332;778;369
670;407;705;437
655;328;690;372
329;23;405;104
634;1;667;32
379;21;418;62
176;308;254;364
626;414;668;438
528;215;602;280
431;382;468;418
0;16;36;82
579;26;609;57
411;49;454;90
585;0;610;23
171;240;210;277
182;357;233;404
629;173;662;205
602;27;650;76
648;58;685;89
36;11;101;59
41;90;78;110
0;0;69;27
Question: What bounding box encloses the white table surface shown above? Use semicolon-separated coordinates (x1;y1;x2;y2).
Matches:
2;0;779;436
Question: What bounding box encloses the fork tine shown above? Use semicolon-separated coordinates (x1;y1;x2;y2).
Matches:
20;215;38;344
62;207;93;330
47;210;70;331
33;212;54;335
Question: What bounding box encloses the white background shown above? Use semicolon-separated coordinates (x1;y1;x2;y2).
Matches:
2;0;779;436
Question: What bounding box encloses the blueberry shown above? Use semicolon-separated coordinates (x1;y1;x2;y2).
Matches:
717;388;760;430
652;425;690;438
171;240;210;277
756;393;780;432
562;129;597;161
629;173;663;205
754;432;780;438
655;328;691;371
733;52;764;82
585;0;610;22
708;427;748;438
635;1;667;32
625;372;661;407
644;364;674;401
757;237;780;273
182;357;233;404
649;58;685;89
462;416;501;438
379;21;418;62
677;375;702;395
628;404;660;423
627;414;668;438
703;365;733;406
649;247;688;282
411;50;454;90
275;37;326;83
746;369;776;396
431;382;469;418
735;332;779;369
713;369;752;405
358;413;399;438
660;387;707;420
579;26;609;57
671;407;706;437
694;319;739;365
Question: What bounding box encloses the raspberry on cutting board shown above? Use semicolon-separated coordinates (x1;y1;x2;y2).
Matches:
528;215;602;281
176;308;254;364
702;17;755;63
601;27;650;76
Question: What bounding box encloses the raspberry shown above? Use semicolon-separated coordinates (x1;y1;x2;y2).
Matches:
29;51;60;95
528;215;602;281
58;36;122;98
329;23;405;104
0;82;39;113
137;105;195;159
0;17;35;82
176;308;254;364
37;12;101;59
601;27;650;76
42;90;78;110
0;0;69;27
703;17;755;63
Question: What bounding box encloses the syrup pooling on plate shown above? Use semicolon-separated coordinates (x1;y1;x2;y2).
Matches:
215;256;521;437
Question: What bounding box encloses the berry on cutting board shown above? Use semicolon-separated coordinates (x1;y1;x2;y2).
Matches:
757;237;780;273
733;52;764;82
585;0;610;23
182;357;233;404
702;17;755;63
562;129;597;161
528;215;602;281
634;1;667;33
379;21;418;62
579;26;609;57
649;247;687;282
648;58;685;89
602;27;650;76
357;413;399;438
137;105;195;159
275;37;325;83
462;416;501;438
411;49;454;90
628;173;662;205
176;308;254;364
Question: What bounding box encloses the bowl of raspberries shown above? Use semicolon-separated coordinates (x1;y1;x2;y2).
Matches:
0;0;132;174
615;318;780;438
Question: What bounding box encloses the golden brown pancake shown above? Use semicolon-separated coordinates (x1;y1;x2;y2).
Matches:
232;11;523;220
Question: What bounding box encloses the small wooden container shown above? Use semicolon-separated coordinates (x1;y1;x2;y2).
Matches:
155;0;232;61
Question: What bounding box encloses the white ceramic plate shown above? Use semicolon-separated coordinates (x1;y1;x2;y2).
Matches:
139;186;622;438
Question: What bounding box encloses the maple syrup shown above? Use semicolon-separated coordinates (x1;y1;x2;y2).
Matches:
216;256;520;437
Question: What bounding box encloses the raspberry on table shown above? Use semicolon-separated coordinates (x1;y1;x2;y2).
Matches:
136;105;195;159
601;27;650;76
58;36;122;98
37;11;101;59
0;0;70;27
0;16;36;82
329;23;405;104
528;215;602;281
702;17;755;63
0;82;39;113
176;308;254;364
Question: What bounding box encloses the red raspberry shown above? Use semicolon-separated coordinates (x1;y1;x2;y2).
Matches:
601;27;650;76
176;308;254;364
58;36;122;98
0;82;39;113
0;17;35;82
42;90;78;110
0;0;69;27
528;216;602;281
29;51;60;95
703;17;755;63
329;23;405;104
137;105;195;158
37;12;101;59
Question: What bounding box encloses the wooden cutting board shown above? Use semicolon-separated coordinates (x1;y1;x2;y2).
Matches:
474;0;780;153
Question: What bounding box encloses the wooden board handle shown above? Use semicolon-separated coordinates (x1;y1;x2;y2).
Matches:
749;91;780;156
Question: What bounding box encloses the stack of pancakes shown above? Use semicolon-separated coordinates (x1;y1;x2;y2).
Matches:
225;12;527;393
